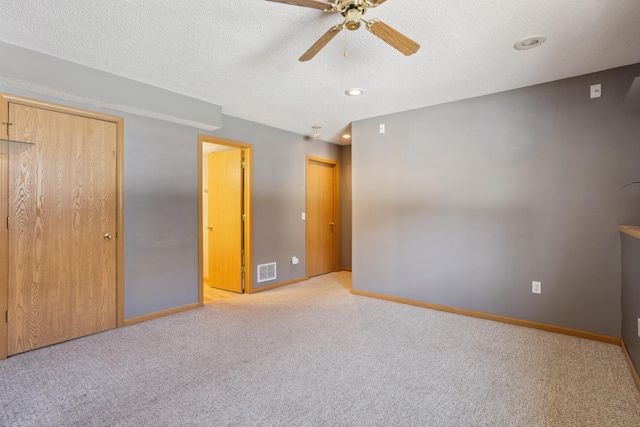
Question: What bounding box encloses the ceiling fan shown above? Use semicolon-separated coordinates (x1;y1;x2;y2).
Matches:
266;0;420;61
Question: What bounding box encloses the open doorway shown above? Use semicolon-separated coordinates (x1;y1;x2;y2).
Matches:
198;135;253;304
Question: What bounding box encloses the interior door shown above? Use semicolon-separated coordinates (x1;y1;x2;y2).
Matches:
307;158;337;277
207;149;243;293
8;103;117;355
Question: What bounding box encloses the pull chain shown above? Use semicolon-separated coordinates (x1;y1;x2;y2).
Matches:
344;30;348;57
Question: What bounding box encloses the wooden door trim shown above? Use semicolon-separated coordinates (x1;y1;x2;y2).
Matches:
305;156;340;277
0;97;8;360
198;135;253;301
0;93;125;360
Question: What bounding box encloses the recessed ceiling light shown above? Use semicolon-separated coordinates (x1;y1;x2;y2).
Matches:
514;35;547;50
342;134;351;139
345;88;364;96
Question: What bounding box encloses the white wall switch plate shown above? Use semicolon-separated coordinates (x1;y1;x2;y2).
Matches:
301;212;305;220
292;257;299;265
590;84;601;99
532;281;542;294
379;124;385;134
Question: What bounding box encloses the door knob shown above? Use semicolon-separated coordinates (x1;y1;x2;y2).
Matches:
207;226;213;231
330;222;335;227
103;233;113;241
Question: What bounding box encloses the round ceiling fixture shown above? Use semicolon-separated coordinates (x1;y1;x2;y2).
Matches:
345;88;364;96
514;35;547;50
342;134;351;139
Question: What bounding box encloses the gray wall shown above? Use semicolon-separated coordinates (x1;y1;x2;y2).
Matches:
621;233;640;369
352;64;640;337
123;116;200;318
126;114;341;315
340;145;352;269
1;43;344;320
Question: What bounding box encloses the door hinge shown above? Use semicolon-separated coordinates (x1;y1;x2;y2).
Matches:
5;310;7;323
1;122;13;138
6;217;8;229
242;214;246;222
241;266;246;273
241;161;246;169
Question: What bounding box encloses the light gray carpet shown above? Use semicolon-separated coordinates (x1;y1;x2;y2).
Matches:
1;272;639;426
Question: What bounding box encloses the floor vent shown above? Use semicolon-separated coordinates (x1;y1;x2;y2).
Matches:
257;263;276;283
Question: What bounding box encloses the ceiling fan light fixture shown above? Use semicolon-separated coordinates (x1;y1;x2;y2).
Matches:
514;35;547;50
344;9;362;31
345;88;364;96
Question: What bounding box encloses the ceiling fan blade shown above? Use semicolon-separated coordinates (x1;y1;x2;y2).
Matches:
265;0;336;11
366;19;420;56
299;25;343;62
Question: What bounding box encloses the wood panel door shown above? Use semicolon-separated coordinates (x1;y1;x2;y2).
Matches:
7;103;117;355
207;149;243;293
306;158;339;277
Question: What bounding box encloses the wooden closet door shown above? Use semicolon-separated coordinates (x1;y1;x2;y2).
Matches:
307;159;337;277
207;149;243;293
8;103;117;355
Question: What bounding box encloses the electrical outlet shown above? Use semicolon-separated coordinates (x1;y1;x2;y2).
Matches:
532;281;541;294
292;257;299;265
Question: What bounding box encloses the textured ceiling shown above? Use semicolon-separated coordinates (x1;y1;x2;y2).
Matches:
1;0;640;145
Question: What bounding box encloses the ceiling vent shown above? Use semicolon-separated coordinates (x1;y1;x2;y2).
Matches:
257;263;277;283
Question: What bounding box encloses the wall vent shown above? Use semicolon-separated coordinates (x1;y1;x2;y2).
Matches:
257;263;276;283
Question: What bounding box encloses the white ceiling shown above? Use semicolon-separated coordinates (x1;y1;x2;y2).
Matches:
1;0;640;145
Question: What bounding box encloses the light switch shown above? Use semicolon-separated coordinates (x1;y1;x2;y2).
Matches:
590;84;601;99
301;212;305;221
